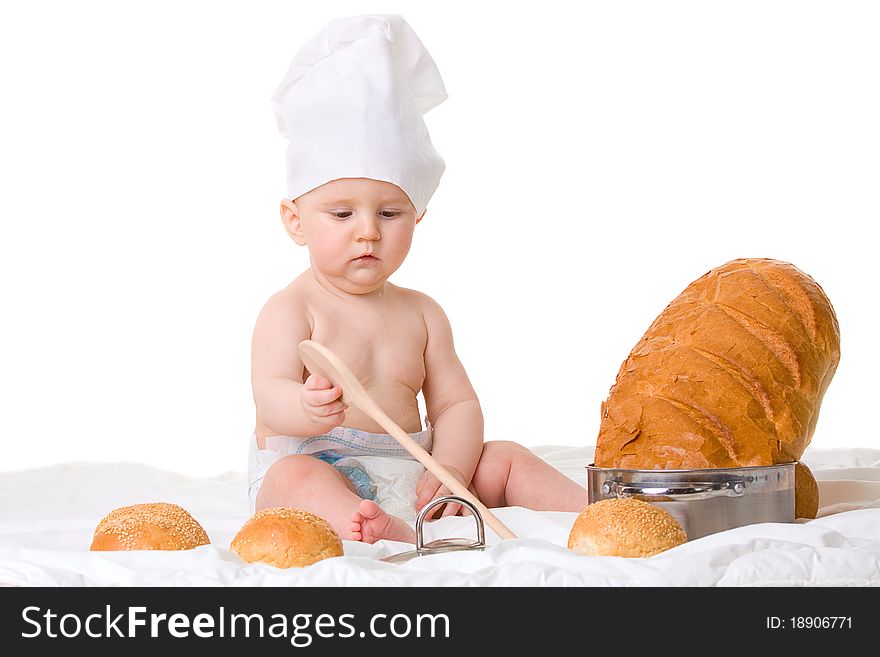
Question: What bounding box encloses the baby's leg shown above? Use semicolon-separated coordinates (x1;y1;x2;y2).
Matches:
470;441;589;512
256;455;414;543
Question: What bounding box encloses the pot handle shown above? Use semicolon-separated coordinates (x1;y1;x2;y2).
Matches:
602;479;746;500
415;495;486;549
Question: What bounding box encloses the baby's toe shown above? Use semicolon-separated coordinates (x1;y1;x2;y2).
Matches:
358;498;382;519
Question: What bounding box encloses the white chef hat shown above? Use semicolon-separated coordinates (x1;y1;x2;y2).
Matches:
271;14;447;218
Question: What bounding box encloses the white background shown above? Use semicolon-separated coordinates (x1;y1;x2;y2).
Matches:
1;1;877;475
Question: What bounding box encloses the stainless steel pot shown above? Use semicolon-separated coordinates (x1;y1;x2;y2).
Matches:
586;462;795;540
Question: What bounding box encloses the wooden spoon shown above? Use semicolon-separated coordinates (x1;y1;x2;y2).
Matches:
298;339;517;540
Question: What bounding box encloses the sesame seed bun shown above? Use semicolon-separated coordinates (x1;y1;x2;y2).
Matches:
568;498;687;558
90;502;210;551
795;461;820;519
231;507;343;568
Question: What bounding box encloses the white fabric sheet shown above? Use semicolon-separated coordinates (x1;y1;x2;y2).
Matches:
1;446;878;586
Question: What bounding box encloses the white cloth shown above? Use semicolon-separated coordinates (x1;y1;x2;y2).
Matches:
270;14;447;216
1;446;879;586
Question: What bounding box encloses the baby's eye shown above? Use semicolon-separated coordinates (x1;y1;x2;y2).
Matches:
380;210;401;219
331;211;352;219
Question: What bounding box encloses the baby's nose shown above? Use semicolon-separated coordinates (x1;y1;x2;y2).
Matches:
355;216;381;240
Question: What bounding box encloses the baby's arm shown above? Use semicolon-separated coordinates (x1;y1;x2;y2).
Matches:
417;295;484;511
251;292;347;437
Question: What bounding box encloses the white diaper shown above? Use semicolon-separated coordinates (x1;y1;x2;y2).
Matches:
248;422;433;523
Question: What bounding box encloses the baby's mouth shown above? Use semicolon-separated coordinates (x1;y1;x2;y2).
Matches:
353;254;380;262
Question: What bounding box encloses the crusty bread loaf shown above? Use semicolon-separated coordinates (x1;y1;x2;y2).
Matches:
795;461;820;519
90;502;210;551
595;258;840;470
568;498;687;557
231;507;343;568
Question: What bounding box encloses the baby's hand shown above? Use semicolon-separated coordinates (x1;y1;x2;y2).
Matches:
415;468;469;520
300;374;348;433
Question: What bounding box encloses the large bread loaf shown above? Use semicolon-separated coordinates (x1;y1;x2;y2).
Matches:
594;258;840;469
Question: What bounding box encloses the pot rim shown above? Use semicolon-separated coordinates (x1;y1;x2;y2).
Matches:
585;461;796;475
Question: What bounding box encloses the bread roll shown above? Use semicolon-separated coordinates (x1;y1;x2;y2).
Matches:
595;258;840;470
231;507;343;568
795;461;820;519
568;498;687;557
90;502;210;551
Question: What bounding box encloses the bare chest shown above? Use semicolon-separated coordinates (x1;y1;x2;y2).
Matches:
307;302;427;394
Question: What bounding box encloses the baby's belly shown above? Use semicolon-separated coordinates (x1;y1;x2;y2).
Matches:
255;384;422;443
341;385;423;435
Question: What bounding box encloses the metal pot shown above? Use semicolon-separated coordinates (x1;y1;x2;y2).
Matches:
586;462;795;540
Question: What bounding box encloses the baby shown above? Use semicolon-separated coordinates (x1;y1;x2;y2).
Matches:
249;15;587;544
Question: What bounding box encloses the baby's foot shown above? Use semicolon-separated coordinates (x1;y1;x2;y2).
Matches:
350;499;415;544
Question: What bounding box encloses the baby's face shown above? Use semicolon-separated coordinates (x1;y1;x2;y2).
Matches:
286;178;418;295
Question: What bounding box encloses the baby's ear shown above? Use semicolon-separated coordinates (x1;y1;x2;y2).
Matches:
280;199;307;245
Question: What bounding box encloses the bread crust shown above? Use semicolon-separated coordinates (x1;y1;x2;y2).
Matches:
795;461;820;519
595;258;840;470
568;498;687;557
90;502;210;551
231;507;343;568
